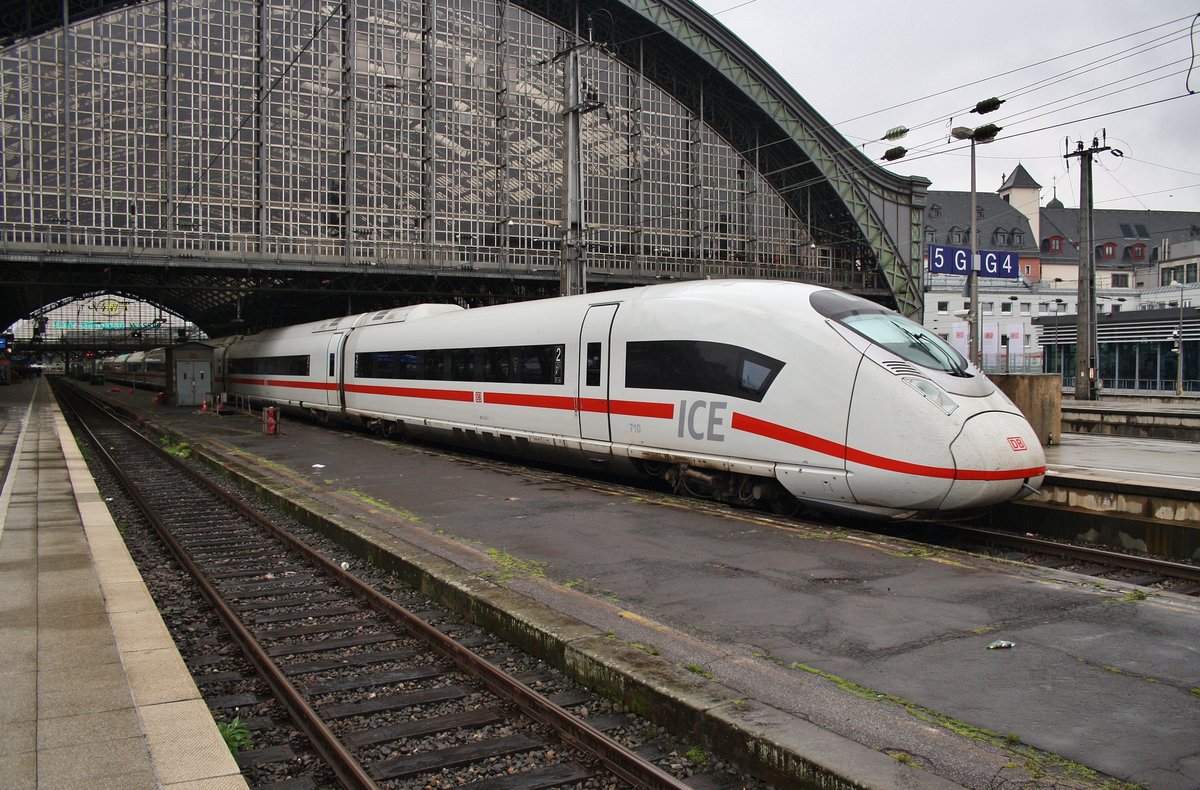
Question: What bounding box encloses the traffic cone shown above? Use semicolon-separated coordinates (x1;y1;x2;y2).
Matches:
201;398;208;413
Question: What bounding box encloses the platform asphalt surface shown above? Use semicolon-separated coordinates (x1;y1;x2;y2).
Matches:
76;385;1200;787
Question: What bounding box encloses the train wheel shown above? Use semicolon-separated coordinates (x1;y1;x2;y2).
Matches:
639;460;669;479
769;492;802;516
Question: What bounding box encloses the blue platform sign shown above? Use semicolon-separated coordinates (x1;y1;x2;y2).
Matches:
928;244;971;275
928;244;1019;279
978;249;1020;279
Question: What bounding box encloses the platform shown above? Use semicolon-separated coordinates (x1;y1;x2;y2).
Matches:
54;379;1198;789
0;378;246;789
1061;397;1200;442
1005;429;1200;561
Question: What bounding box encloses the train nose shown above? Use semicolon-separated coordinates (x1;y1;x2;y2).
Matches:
941;410;1047;511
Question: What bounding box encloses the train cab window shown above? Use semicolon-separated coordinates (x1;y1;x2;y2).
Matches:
740;358;774;392
810;290;970;376
626;340;782;402
586;342;602;386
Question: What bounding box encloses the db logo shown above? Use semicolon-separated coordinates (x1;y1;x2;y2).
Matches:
1007;436;1028;452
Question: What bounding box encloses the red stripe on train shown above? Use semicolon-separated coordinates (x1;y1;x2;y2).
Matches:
344;383;474;402
731;412;1045;482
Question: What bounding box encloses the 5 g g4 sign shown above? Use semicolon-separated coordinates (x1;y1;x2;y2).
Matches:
928;244;971;275
928;244;1020;280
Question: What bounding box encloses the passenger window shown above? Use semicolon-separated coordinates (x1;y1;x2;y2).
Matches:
586;342;602;386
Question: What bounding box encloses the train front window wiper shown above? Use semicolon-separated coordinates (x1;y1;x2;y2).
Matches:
893;322;972;377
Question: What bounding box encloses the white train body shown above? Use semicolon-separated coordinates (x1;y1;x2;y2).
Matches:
213;280;1045;518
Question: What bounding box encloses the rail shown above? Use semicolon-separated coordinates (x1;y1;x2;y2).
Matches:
55;381;695;789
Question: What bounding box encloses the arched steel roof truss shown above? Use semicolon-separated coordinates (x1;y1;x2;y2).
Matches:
4;0;928;321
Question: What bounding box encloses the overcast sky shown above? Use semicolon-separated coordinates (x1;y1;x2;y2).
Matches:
690;0;1200;213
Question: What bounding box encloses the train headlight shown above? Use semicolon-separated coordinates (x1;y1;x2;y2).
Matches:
904;377;960;415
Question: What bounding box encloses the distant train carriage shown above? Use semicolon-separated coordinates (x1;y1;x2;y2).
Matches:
101;348;168;391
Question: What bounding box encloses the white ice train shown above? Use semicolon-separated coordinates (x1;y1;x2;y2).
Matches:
211;280;1046;519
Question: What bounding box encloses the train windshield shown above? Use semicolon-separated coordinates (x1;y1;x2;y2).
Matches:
809;290;971;376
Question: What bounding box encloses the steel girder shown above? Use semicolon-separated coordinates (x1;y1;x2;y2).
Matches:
4;0;928;323
0;257;567;337
516;0;926;316
601;0;927;317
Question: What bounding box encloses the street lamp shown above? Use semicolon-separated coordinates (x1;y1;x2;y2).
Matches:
950;123;1001;367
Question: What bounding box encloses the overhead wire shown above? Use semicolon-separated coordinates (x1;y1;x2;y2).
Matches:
639;9;1200;217
831;12;1198;128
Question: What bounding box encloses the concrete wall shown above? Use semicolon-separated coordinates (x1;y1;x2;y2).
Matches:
990;373;1061;446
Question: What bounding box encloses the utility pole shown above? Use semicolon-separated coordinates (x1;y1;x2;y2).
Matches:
1065;135;1109;401
554;22;604;297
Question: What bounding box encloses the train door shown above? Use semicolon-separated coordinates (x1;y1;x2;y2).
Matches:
324;333;344;408
577;303;619;442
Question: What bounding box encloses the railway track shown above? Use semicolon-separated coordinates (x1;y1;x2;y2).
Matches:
927;522;1200;597
55;383;701;789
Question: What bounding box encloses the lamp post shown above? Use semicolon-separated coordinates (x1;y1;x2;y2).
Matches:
1052;299;1065;382
950;123;1001;367
1172;281;1185;396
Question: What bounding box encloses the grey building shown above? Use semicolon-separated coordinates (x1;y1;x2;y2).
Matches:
919;165;1200;392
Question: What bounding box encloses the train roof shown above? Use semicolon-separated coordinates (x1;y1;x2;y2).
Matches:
223;280;857;341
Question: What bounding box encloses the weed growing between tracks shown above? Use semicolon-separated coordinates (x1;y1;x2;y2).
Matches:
217;717;252;756
158;436;191;458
